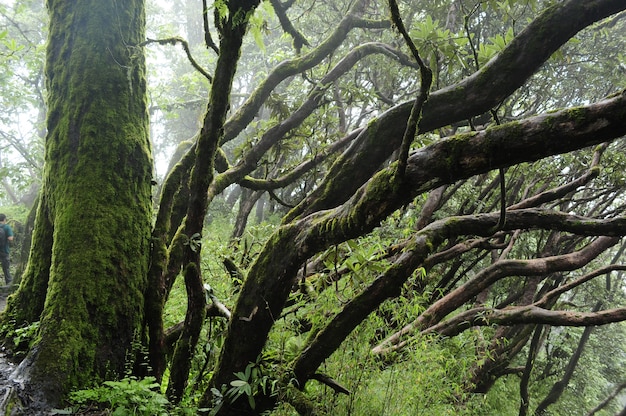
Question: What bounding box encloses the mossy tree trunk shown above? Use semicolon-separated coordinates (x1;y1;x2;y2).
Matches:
163;0;260;403
2;0;152;404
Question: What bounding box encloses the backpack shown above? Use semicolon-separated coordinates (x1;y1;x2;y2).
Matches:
0;225;5;251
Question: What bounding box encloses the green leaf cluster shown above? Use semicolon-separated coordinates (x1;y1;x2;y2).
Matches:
68;377;171;416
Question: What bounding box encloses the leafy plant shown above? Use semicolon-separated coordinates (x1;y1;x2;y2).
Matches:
69;377;170;416
209;360;277;416
11;320;39;350
227;360;277;409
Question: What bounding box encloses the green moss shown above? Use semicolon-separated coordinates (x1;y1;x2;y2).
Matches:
589;165;601;175
565;106;587;123
2;0;154;401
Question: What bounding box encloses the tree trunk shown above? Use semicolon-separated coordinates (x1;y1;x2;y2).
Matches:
231;188;264;241
167;0;260;405
534;301;602;415
2;0;152;405
519;325;544;416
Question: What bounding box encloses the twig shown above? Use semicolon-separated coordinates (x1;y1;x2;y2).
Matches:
387;0;432;179
140;37;213;82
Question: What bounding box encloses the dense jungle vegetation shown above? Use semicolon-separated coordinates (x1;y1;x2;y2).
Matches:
0;0;626;414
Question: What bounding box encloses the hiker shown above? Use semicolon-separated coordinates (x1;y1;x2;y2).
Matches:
0;213;14;285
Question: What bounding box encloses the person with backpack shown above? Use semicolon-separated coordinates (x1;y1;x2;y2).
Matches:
0;213;15;285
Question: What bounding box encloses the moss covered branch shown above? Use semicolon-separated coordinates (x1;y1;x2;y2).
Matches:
286;0;626;221
213;90;626;397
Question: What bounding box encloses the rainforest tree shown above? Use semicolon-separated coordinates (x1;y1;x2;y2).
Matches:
1;0;153;406
1;0;626;415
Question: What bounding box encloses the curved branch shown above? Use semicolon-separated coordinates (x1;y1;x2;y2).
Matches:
401;91;626;195
269;0;309;52
431;303;626;334
394;147;605;266
222;0;372;144
208;42;405;199
286;0;626;221
509;143;607;210
240;128;361;191
422;264;626;340
202;0;219;54
535;264;626;307
140;37;213;82
374;236;616;353
217;89;626;393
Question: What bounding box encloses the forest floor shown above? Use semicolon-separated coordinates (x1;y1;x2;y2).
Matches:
0;286;19;413
0;285;54;415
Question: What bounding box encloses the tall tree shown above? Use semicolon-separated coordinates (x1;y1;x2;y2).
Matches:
2;0;152;406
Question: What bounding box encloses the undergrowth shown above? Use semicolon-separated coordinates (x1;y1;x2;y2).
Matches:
64;210;521;415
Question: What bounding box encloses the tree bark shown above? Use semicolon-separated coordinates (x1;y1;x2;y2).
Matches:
285;0;626;222
2;0;152;405
168;0;261;408
519;325;544;416
534;301;602;415
208;86;626;408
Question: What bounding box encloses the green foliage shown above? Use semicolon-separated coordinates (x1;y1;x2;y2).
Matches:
210;360;277;416
12;320;39;349
409;15;470;78
1;320;40;353
226;363;270;410
299;328;483;415
69;377;170;416
477;27;515;66
213;0;229;23
248;1;276;53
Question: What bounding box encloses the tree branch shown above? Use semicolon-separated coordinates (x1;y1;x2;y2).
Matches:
221;89;626;393
286;0;626;221
208;42;405;199
388;0;432;178
269;0;309;52
140;37;213;82
375;236;616;352
310;373;351;395
239;128;361;191
222;0;371;144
